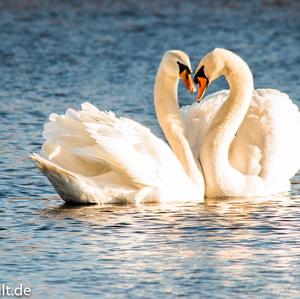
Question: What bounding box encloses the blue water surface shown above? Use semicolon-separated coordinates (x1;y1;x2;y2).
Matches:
1;1;300;298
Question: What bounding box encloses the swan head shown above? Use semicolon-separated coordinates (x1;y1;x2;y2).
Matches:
161;50;195;93
194;48;229;102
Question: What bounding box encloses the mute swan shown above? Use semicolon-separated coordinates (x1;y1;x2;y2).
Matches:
189;48;300;197
32;50;205;204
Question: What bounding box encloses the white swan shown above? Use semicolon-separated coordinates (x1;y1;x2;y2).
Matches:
32;50;205;204
186;48;300;197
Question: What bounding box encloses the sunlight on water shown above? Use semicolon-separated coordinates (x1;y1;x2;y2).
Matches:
1;0;300;298
2;192;300;298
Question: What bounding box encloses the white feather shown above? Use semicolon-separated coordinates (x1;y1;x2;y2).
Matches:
189;48;300;197
33;101;201;204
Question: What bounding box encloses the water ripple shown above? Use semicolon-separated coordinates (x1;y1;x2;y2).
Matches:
1;0;300;298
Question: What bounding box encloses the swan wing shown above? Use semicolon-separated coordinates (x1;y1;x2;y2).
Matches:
31;153;138;204
33;102;188;203
79;102;181;188
230;89;300;180
181;89;300;184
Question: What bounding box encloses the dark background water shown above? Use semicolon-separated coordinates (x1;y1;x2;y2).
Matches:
1;1;300;298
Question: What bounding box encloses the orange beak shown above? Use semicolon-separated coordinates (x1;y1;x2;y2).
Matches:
195;77;208;102
180;70;196;93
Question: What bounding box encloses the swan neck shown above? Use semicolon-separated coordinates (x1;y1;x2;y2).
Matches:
201;54;254;194
216;56;254;151
154;67;179;122
225;58;254;100
154;64;204;188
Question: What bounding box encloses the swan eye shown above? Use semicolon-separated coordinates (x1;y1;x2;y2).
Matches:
177;61;191;75
194;66;209;102
194;66;209;84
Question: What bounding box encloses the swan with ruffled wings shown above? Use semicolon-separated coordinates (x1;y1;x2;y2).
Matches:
32;51;205;204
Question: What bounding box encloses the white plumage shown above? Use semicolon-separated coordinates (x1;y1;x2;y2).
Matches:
189;48;300;197
32;51;204;204
32;102;202;204
181;88;300;181
32;48;300;202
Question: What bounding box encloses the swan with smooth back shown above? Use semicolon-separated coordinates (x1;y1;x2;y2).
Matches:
32;50;205;204
190;48;300;197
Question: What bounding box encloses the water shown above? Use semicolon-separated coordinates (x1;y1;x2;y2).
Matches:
1;0;300;298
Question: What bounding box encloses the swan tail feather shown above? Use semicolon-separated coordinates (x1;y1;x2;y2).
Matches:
31;153;158;204
31;153;102;204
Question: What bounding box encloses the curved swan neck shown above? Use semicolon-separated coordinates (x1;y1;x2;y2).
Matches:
154;63;204;187
221;55;254;144
225;55;254;103
154;66;180;123
209;54;254;152
201;52;254;195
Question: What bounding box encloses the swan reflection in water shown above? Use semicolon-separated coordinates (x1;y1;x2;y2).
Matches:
41;192;300;226
35;177;300;297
